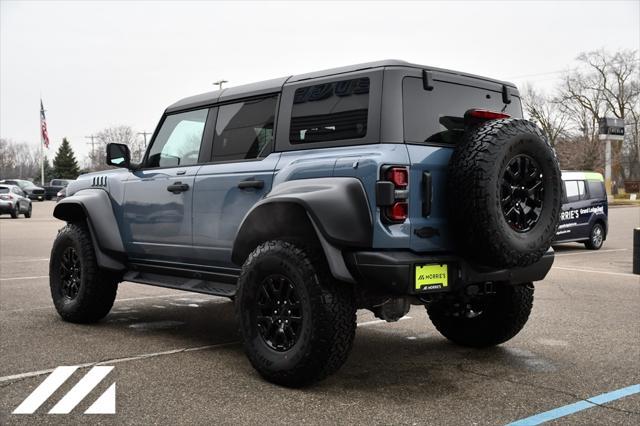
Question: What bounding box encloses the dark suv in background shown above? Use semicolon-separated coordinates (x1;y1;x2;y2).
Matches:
50;60;562;387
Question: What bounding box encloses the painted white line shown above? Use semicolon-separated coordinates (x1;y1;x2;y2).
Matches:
357;316;412;327
0;342;238;384
12;366;78;414
554;248;628;257
0;293;215;313
0;258;49;264
0;275;48;282
48;366;113;414
552;266;639;278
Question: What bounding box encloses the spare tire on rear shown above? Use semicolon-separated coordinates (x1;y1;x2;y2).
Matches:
448;118;561;268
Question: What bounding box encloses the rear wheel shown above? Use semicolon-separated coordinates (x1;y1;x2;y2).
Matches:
426;283;534;347
236;240;356;387
50;223;119;323
584;223;604;250
10;204;18;219
24;204;32;218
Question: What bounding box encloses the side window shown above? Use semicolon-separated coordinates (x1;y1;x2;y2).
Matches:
147;109;209;168
212;96;277;162
564;180;584;203
587;180;605;200
290;77;369;144
12;187;24;197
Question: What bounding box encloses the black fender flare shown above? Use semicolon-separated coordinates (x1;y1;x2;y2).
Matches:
53;189;126;271
231;177;373;281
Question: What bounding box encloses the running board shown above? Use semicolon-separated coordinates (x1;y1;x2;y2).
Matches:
123;271;236;297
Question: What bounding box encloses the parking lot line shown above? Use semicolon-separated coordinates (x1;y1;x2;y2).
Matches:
554;248;628;257
0;275;48;281
552;266;638;278
0;342;240;384
507;384;640;425
0;258;49;264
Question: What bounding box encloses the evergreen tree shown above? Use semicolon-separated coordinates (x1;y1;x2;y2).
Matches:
52;138;80;179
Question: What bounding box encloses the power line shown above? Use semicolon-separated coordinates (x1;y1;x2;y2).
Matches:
85;135;98;163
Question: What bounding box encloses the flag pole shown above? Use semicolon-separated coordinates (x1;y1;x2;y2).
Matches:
40;99;45;186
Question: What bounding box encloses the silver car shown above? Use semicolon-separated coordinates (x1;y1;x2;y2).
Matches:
0;184;32;218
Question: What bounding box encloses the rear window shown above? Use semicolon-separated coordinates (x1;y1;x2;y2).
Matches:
290;77;369;144
402;77;522;144
587;180;605;200
0;186;9;193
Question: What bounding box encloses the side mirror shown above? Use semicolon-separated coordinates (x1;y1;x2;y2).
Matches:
106;143;131;168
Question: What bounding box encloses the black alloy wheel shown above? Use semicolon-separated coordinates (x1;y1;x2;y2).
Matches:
60;246;81;300
255;274;303;352
500;154;544;233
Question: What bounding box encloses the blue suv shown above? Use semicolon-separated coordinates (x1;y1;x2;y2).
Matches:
50;60;562;386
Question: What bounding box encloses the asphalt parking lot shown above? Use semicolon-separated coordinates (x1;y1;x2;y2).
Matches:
0;202;638;425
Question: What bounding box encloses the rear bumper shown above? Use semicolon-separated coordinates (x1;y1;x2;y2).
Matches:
344;248;555;295
0;202;16;213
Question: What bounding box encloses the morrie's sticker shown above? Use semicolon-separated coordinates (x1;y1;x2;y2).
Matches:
415;264;448;291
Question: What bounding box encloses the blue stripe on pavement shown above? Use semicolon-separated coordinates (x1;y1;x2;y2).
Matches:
507;384;640;426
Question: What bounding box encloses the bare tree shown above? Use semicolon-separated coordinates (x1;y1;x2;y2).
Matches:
522;85;569;147
555;49;639;180
90;126;145;170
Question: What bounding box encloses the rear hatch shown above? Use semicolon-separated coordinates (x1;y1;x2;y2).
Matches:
402;73;523;253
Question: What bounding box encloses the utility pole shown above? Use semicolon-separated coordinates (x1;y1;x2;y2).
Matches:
85;135;98;169
137;131;151;149
213;80;228;90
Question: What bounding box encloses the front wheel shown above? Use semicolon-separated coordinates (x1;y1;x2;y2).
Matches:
426;283;534;347
236;240;356;387
584;223;604;250
50;223;119;323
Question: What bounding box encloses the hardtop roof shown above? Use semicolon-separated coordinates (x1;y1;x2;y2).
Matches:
166;60;518;113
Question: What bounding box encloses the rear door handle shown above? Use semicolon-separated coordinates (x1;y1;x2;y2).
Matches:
167;182;189;194
238;180;264;190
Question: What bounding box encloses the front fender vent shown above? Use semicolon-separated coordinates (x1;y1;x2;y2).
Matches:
92;176;107;187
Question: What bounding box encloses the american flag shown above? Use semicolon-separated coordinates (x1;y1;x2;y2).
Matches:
40;99;50;149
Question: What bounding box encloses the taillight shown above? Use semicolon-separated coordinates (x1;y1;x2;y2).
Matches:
385;167;408;188
377;165;409;223
0;194;13;200
388;201;408;221
465;109;510;122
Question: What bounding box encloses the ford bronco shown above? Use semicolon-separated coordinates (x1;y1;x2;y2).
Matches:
50;60;562;387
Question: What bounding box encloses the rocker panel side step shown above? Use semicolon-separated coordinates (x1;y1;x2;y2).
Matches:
123;271;237;297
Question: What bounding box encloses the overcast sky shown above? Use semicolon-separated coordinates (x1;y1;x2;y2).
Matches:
1;0;638;164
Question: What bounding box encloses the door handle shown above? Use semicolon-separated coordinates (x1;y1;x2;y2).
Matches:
238;180;264;190
167;182;190;194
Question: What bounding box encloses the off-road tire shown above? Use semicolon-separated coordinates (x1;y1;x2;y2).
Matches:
448;119;562;268
49;223;119;323
584;223;604;250
426;283;534;347
24;204;32;218
235;240;356;387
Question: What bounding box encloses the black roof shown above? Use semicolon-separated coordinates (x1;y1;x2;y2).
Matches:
166;60;517;113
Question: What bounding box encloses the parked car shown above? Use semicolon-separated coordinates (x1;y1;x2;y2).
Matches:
554;171;608;250
45;179;73;200
0;179;45;201
50;60;562;386
0;184;32;218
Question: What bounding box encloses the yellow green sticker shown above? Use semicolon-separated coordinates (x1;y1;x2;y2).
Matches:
415;264;448;291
